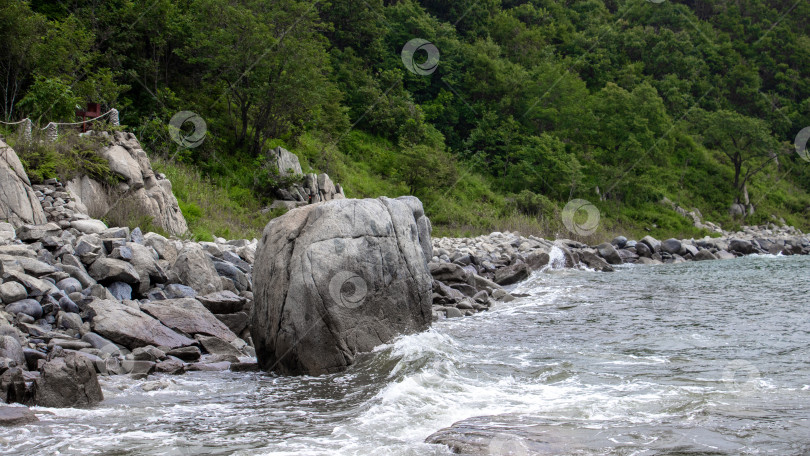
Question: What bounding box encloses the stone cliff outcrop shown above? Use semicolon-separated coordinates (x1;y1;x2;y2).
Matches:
65;131;188;236
267;146;345;210
251;196;433;375
0;140;47;227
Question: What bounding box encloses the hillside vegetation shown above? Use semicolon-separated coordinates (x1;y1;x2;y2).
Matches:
2;0;809;241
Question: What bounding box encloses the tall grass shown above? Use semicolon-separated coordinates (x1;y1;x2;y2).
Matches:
151;157;275;241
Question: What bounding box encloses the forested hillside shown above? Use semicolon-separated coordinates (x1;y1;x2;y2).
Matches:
2;0;809;240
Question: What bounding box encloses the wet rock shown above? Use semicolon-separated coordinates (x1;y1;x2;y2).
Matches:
493;262;530;286
595;243;622;265
578;250;614;272
166;346;201;361
154;359;184;374
661;238;682;255
715;250;736;260
251;197;432;375
34;352;104;407
728;239;753;255
85;299;195;349
194;335;243;358
694;249;717;261
0;405;38;425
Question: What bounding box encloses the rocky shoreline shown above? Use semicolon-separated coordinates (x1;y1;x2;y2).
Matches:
427;224;809;320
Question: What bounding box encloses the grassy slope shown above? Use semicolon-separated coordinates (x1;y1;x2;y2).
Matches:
154;130;810;243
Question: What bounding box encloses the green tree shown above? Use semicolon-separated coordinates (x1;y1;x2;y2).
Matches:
694;109;781;205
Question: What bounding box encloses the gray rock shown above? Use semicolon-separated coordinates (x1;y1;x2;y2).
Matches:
729;239;754;255
194;334;243;358
107;282;132;301
640;236;661;253
110;246;133;260
636;257;663;265
612;236;628;248
143;232;177;263
85;299;195;349
271;146;303;177
444;307;464;318
214;260;250;292
715;250;736;260
0;405;38;425
70;219;107;234
0;336;25;368
595;243;623;265
661;238;682;255
251;197;432;375
15;257;56;277
578;250;615;272
89;258;140;284
166;346;201;361
634;241;652;258
6;270;56;296
130;227;144;244
196;290;246;314
56;311;83;330
35;351;104;407
80;332;118;351
429;263;468;283
16;223;60;242
58;295;80;313
694;249;717;261
55;277;83;294
215;312;249;335
5;299;43;319
164;283;197;299
141;298;238;342
682;244;699;257
172;243;222;295
74;236;103;264
494;262;530;285
0;282;27;304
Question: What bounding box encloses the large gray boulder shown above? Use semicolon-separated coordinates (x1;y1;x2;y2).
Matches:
84;299;195;349
251;196;433;375
0;139;47;227
34;352;103;407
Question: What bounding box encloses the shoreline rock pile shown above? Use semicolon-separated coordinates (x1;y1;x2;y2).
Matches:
428;225;810;319
0;219;259;411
